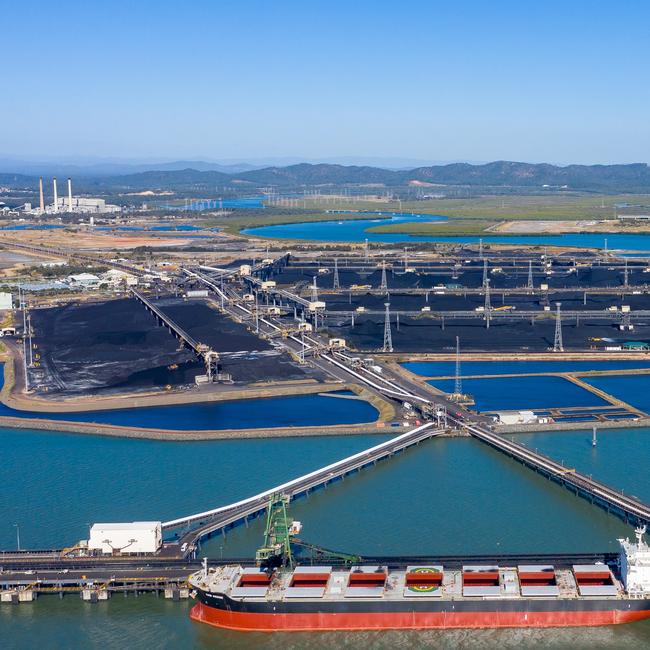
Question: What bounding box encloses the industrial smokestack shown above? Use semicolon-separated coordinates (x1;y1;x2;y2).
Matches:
67;178;73;212
52;177;58;213
39;177;44;212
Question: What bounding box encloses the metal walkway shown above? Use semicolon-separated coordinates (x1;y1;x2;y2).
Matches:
458;419;650;527
163;422;443;549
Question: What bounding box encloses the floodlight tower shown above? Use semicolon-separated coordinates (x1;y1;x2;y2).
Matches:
310;276;318;302
333;258;340;289
553;302;564;352
527;260;534;291
380;260;388;291
454;336;462;396
383;302;393;353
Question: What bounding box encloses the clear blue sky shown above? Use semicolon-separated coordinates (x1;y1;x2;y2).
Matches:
2;0;649;164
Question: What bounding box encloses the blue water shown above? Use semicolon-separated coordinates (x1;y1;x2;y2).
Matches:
245;216;650;251
0;392;378;431
0;224;66;230
0;429;631;554
427;376;606;411
4;423;650;647
404;360;650;377
512;428;650;503
95;224;219;233
243;212;446;242
0;429;387;549
583;374;650;413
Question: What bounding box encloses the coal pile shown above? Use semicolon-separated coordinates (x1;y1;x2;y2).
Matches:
154;298;325;383
30;297;322;396
327;315;650;353
31;299;201;396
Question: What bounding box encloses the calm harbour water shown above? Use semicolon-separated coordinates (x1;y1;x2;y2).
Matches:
5;366;650;647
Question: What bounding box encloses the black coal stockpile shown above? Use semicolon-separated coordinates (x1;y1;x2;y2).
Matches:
328;315;650;353
31;297;321;396
31;298;201;395
154;298;323;383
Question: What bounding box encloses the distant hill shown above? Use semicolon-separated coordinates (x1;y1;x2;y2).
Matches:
235;163;398;186
83;168;233;191
0;173;40;189
405;161;650;191
3;161;650;193
225;161;650;192
0;158;262;177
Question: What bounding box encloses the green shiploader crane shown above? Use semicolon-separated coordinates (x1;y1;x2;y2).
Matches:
255;493;362;570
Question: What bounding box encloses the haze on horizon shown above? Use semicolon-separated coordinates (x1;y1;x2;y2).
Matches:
2;0;649;166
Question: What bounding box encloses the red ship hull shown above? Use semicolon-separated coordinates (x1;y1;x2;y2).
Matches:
190;601;650;632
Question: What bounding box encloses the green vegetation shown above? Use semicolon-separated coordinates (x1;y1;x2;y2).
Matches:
24;264;109;278
203;210;392;236
296;194;650;221
367;219;496;236
208;193;650;239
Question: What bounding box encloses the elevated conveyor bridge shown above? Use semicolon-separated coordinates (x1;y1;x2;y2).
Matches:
163;422;444;551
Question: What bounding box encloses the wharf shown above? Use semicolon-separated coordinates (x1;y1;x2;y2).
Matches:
0;560;196;602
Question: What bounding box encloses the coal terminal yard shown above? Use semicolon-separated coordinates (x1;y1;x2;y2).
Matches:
20;249;650;398
260;251;650;353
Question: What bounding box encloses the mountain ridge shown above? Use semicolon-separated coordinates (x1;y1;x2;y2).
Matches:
2;161;650;193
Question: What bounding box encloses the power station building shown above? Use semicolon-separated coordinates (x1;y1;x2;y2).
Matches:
25;177;120;215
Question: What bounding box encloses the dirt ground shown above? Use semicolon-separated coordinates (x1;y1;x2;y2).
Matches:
0;229;196;250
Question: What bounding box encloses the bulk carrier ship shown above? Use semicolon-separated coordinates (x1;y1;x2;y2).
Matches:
188;495;650;631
